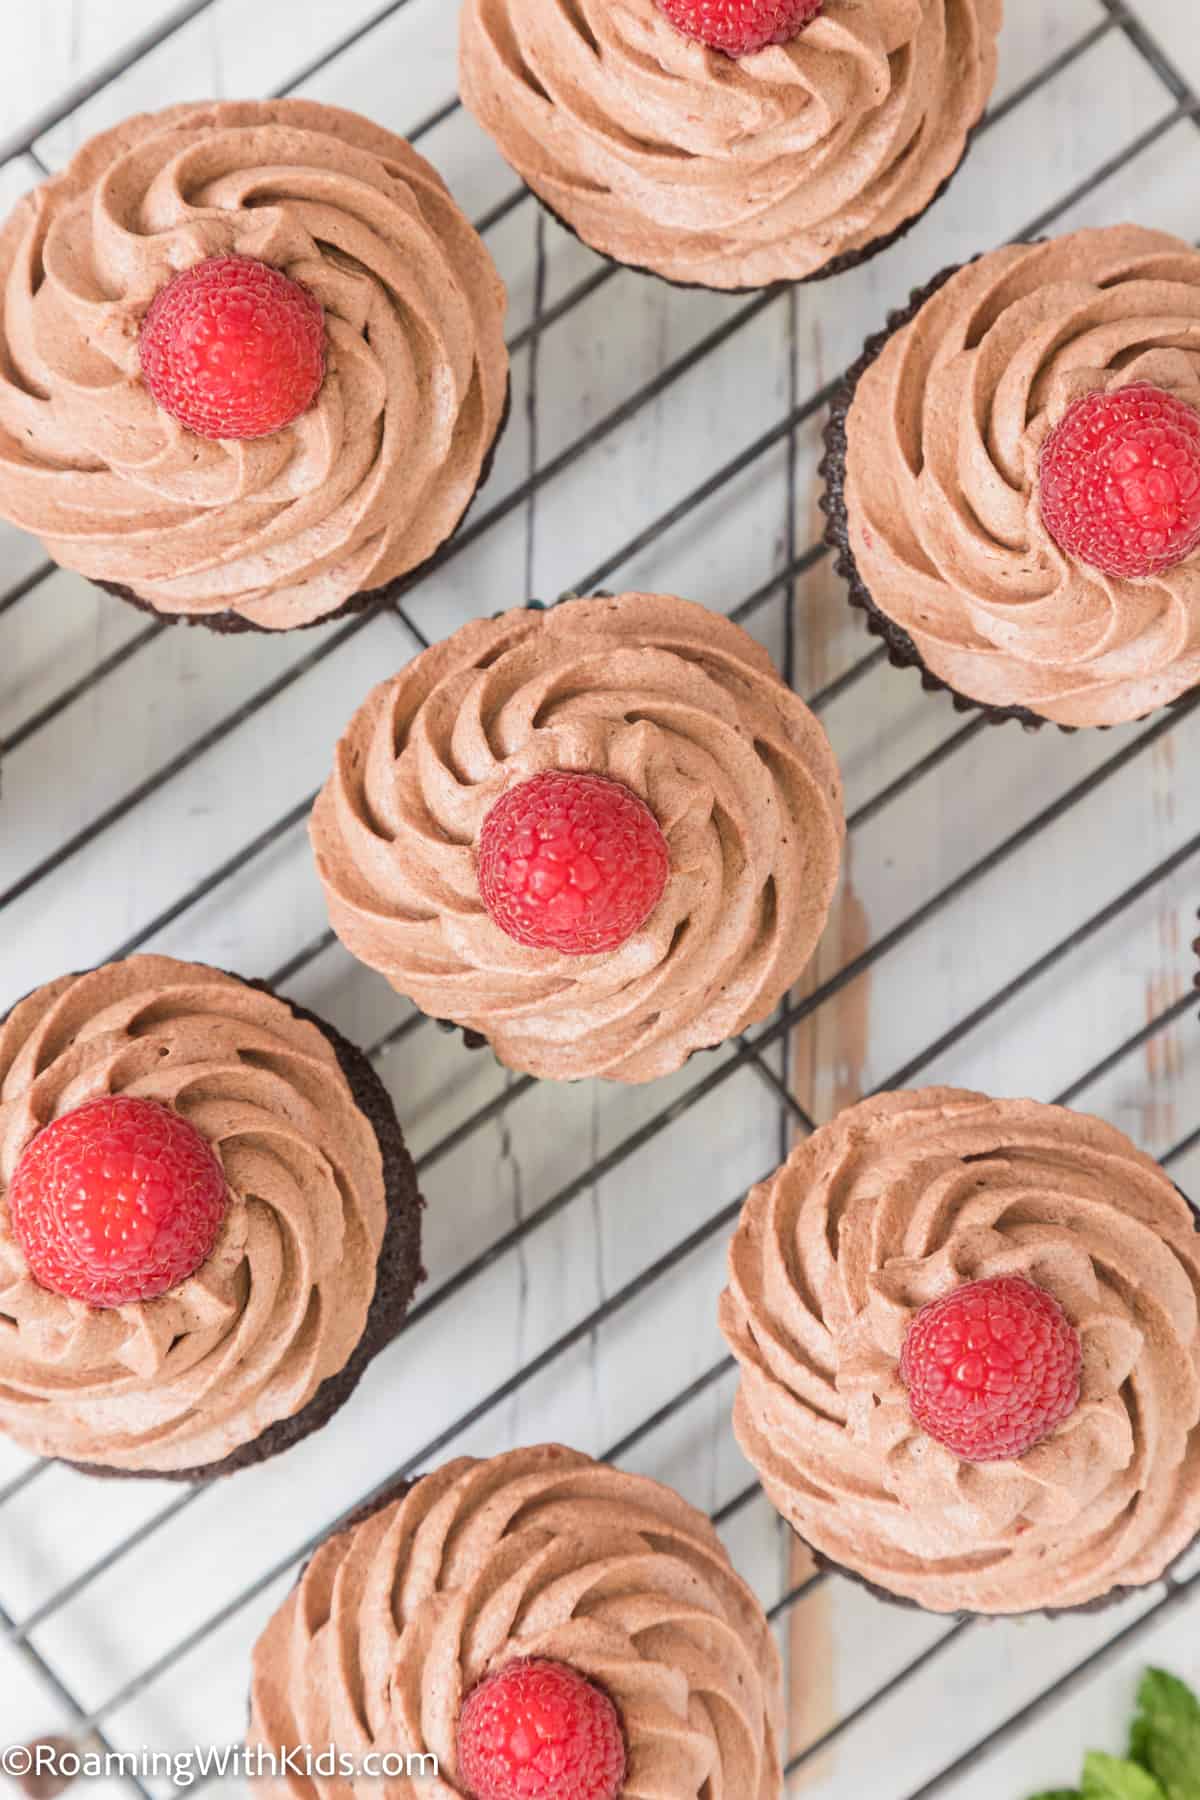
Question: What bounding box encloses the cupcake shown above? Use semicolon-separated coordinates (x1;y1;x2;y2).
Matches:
310;592;845;1083
0;100;509;633
0;956;423;1480
248;1443;783;1798
822;224;1200;727
719;1088;1200;1615
459;0;1002;292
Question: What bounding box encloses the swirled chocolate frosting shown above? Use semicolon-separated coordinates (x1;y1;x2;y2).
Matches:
459;0;1001;289
248;1444;783;1798
720;1088;1200;1613
310;593;845;1083
843;224;1200;726
0;958;386;1472
0;100;508;629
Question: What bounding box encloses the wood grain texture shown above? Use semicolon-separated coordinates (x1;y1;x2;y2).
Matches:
0;4;1198;1797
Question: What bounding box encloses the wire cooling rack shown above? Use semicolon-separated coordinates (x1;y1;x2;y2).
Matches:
0;2;1199;1797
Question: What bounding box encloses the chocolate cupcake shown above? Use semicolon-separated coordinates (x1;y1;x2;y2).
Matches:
248;1444;783;1797
0;100;509;633
310;592;845;1083
0;956;423;1480
821;225;1200;728
459;0;1001;292
719;1088;1200;1615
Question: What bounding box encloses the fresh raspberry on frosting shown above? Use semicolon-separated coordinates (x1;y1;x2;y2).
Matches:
139;255;326;441
457;1659;627;1800
655;0;823;56
8;1096;229;1309
1039;382;1200;579
900;1275;1082;1463
477;771;670;956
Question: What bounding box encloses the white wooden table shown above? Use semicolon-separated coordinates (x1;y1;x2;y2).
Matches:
1;3;1199;1796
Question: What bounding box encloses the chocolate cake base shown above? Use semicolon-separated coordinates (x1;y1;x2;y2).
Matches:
817;256;1058;733
58;976;425;1484
431;1011;727;1081
335;1468;419;1539
819;259;1198;735
780;1182;1200;1620
525;135;976;297
244;1469;420;1743
93;377;512;636
805;1522;1200;1624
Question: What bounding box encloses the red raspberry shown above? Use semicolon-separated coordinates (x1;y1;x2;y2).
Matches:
477;772;669;956
139;255;325;441
900;1276;1082;1464
1039;382;1200;579
656;0;822;56
457;1660;626;1800
8;1097;229;1309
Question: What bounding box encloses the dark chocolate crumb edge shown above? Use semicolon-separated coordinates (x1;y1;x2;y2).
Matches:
290;1470;421;1597
818;254;1199;736
94;375;513;636
788;1182;1200;1621
335;1468;419;1537
36;969;427;1484
516;128;977;298
431;1013;728;1078
243;1472;422;1745
817;253;1058;734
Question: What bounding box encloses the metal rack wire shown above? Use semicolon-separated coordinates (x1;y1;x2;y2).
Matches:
0;1;1198;1795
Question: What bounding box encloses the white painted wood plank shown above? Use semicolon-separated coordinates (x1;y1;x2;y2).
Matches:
1123;0;1200;99
937;1589;1200;1800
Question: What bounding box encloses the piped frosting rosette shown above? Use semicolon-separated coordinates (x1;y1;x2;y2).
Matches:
310;593;845;1082
838;225;1200;726
0;100;508;629
720;1088;1200;1613
0;958;388;1473
248;1444;783;1799
459;0;1001;289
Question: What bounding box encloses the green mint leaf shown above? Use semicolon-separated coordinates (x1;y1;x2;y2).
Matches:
1131;1669;1200;1800
1130;1717;1153;1772
1081;1751;1167;1800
